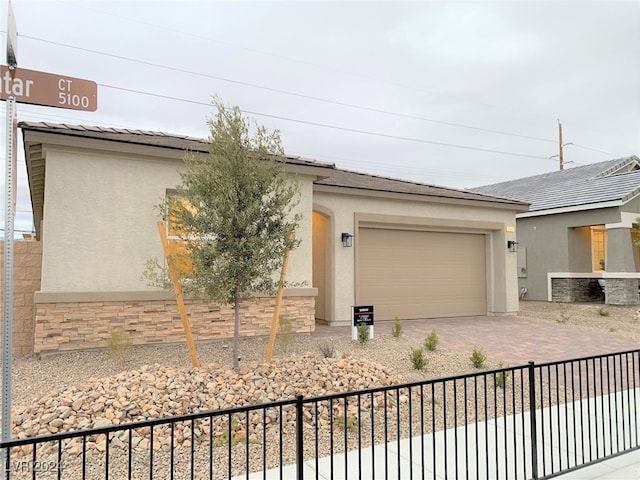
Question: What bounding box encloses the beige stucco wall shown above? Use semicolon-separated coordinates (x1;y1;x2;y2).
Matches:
39;146;314;295
313;190;520;323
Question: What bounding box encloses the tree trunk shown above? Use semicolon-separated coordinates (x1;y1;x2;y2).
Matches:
233;292;240;369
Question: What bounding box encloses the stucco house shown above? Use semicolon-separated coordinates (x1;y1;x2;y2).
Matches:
472;156;640;305
22;121;527;355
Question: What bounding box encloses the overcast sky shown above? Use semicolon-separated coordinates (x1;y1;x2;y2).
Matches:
1;0;639;236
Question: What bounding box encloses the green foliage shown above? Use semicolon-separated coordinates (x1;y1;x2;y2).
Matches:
147;97;302;368
391;316;403;338
318;341;335;358
494;362;509;389
598;308;609;317
214;418;258;447
141;258;171;289
424;329;439;351
357;324;370;344
106;327;132;363
470;347;487;369
335;415;359;433
165;97;302;302
410;347;428;370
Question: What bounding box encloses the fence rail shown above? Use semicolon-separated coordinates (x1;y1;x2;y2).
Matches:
2;349;639;479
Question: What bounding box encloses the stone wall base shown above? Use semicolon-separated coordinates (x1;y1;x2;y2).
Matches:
551;277;638;305
604;279;639;305
34;296;315;355
551;278;604;303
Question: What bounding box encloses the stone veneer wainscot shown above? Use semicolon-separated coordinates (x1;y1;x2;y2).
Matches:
34;293;315;355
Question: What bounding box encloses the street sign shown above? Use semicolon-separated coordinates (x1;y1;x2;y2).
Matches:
0;65;97;111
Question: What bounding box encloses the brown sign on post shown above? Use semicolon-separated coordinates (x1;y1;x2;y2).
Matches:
0;65;97;111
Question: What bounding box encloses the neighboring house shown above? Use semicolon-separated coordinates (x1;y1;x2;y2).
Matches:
472;156;640;305
22;122;527;355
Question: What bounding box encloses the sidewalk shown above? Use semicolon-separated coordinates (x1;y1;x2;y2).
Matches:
234;388;640;479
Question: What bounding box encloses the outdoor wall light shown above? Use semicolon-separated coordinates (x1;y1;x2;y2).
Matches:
341;232;354;247
507;240;518;253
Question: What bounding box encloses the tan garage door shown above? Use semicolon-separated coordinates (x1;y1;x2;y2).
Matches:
357;228;486;320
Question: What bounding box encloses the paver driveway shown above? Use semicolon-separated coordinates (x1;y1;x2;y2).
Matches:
314;315;640;366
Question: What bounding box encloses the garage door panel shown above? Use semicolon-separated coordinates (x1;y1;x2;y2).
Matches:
357;228;486;320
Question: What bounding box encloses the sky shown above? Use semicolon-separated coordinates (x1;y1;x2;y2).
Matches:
1;0;639;236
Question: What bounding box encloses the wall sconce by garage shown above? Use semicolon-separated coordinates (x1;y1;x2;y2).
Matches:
507;240;518;253
341;232;354;247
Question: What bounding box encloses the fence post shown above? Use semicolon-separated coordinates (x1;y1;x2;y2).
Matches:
296;394;304;480
528;361;538;480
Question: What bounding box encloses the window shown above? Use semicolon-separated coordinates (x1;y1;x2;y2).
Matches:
166;193;195;273
167;194;196;240
590;226;607;271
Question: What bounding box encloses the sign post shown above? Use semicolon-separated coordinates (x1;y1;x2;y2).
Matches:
1;5;97;473
351;305;374;340
2;2;17;474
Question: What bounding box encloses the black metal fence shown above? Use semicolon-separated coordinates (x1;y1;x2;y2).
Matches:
2;349;638;479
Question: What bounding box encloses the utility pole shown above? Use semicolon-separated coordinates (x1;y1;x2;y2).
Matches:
558;119;564;171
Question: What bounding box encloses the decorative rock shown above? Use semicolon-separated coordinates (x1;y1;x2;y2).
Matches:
10;354;396;459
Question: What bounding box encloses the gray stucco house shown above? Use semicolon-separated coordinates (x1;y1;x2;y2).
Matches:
472;156;640;305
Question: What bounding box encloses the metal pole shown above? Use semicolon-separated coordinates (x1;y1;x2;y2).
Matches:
2;94;15;476
295;394;304;480
528;361;538;480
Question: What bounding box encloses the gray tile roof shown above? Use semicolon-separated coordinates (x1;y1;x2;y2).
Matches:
18;121;334;170
470;156;640;212
316;168;528;206
20;121;526;209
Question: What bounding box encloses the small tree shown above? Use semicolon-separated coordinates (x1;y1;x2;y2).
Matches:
154;98;301;368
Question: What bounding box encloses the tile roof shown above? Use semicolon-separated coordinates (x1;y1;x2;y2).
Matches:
19;121;526;208
470;156;640;212
18;121;333;169
316;168;527;206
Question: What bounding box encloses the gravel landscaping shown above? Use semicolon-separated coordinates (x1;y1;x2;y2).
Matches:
10;300;640;409
2;301;639;479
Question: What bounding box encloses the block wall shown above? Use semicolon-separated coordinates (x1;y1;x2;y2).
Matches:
0;240;42;356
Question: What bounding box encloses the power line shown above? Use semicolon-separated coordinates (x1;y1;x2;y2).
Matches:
100;83;555;161
288;150;507;183
569;143;622;157
4;36;621;167
58;1;556;122
22;34;556;144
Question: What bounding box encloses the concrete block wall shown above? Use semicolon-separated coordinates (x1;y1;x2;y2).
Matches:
0;240;42;356
34;296;315;355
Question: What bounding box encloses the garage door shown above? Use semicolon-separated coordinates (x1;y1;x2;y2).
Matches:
357;228;486;320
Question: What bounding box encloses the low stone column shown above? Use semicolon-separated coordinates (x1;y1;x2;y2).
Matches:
604;278;639;305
